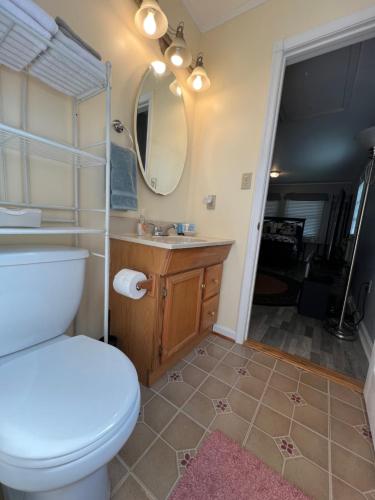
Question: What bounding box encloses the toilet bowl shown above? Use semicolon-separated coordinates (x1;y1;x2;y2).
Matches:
0;246;140;500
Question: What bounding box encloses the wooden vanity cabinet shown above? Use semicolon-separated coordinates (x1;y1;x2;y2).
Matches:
109;239;231;386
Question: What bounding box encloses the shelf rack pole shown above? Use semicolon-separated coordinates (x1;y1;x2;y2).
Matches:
103;62;112;344
20;74;31;204
0;123;106;167
72;98;80;246
0;200;105;212
0;72;7;200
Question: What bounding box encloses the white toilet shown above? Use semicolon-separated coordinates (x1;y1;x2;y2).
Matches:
0;246;140;500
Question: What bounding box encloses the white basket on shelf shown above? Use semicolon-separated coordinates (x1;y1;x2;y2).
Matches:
0;206;42;227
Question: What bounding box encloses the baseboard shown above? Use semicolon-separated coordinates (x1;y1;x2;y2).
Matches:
246;338;363;392
348;294;373;362
359;321;373;362
213;323;237;341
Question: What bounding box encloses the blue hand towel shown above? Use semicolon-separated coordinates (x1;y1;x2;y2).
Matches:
110;142;138;211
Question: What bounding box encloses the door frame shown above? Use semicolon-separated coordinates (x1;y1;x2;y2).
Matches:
236;5;375;344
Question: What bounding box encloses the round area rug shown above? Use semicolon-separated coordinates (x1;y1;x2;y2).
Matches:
253;272;301;306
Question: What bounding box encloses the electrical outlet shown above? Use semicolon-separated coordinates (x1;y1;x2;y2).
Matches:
241;173;252;190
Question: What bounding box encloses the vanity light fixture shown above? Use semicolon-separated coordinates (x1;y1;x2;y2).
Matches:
270;170;281;178
150;60;167;75
134;0;168;39
169;79;182;97
187;54;211;92
165;22;192;69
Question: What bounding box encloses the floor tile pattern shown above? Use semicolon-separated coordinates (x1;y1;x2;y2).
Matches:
0;336;372;500
248;305;369;380
107;335;375;499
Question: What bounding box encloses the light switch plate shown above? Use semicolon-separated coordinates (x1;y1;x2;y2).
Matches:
204;195;216;210
241;173;252;190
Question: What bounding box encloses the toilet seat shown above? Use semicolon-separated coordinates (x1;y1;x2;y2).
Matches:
0;336;139;470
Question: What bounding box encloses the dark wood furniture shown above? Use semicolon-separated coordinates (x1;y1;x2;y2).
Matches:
260;216;305;264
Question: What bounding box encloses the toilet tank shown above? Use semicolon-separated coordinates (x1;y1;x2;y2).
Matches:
0;246;89;356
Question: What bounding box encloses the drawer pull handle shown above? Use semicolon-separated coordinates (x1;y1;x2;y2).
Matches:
201;283;206;289
213;279;219;284
209;311;216;317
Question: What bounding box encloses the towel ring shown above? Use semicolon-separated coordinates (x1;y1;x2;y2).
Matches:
112;119;134;149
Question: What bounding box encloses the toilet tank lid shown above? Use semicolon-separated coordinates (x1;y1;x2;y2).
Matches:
0;245;89;266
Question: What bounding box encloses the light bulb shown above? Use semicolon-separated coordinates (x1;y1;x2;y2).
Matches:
135;1;168;39
187;54;211;92
151;60;166;75
171;53;183;67
169;79;182;97
270;171;280;178
143;9;157;36
192;75;203;91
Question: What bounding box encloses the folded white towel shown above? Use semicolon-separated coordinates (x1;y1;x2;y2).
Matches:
3;34;41;59
0;0;56;72
0;54;24;71
29;29;106;97
0;0;52;39
0;3;105;97
11;0;58;36
0;26;44;70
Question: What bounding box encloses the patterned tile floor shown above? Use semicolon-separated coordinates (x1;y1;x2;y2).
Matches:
109;335;375;500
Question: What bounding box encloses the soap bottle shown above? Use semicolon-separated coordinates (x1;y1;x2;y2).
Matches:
137;211;146;236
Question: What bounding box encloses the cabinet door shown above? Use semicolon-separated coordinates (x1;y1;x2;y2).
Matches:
161;268;204;362
203;264;223;300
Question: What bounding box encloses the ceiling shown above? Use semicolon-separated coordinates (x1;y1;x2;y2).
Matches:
271;38;375;185
181;0;268;32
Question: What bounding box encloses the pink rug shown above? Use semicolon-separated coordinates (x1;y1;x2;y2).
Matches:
170;431;310;500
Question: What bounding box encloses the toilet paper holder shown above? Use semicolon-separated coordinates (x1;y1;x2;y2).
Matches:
136;273;155;296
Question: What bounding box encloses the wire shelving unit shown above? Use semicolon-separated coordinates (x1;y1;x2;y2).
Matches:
0;6;111;342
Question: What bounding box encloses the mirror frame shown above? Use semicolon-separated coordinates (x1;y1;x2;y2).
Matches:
134;68;189;196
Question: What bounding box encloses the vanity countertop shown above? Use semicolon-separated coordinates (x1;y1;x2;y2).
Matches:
110;233;234;250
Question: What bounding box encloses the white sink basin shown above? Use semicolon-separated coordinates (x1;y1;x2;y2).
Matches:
151;236;208;244
110;234;234;250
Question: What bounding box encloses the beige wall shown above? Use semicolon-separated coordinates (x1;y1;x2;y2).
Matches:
37;0;201;225
1;0;200;339
3;0;375;339
188;0;375;333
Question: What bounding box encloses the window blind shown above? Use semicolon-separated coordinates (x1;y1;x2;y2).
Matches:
264;200;280;217
284;199;325;239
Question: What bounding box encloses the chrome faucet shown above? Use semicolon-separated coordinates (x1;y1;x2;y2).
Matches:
147;223;177;236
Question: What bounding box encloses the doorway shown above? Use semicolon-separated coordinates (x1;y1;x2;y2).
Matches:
236;7;375;385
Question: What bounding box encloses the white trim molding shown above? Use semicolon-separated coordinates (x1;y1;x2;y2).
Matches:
213;323;237;341
347;295;373;362
364;339;375;450
359;321;373;362
236;5;375;345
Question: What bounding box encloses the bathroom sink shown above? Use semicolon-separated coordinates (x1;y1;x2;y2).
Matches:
110;233;234;250
151;236;208;244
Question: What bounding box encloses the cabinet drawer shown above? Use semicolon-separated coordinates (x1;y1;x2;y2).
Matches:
203;264;223;300
200;295;219;332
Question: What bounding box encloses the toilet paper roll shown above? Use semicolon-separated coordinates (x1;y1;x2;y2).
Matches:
113;269;147;300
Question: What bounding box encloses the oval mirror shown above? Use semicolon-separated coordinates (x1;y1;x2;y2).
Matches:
134;68;188;195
